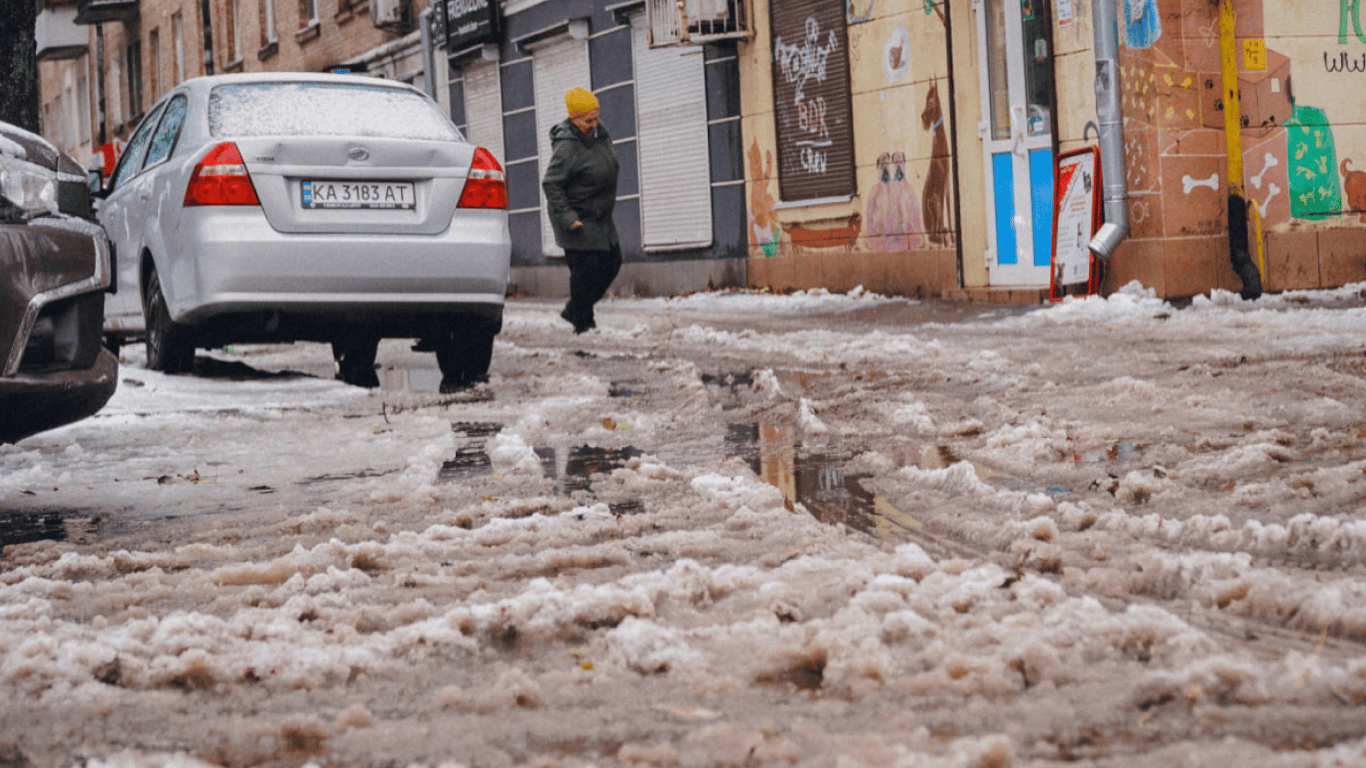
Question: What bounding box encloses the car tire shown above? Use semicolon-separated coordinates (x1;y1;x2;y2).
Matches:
435;324;496;392
332;333;380;388
142;268;196;374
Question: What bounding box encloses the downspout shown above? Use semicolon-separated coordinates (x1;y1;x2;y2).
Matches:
1087;0;1128;261
1219;0;1263;299
420;7;437;100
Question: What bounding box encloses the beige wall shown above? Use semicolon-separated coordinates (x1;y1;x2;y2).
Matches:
740;0;962;298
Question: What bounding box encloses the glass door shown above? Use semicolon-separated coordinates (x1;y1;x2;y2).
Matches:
976;0;1056;285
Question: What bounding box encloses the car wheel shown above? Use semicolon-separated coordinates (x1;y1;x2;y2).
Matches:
332;333;380;388
142;268;196;374
435;324;496;392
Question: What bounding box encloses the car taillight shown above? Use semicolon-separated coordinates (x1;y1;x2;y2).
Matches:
456;147;507;210
183;142;260;206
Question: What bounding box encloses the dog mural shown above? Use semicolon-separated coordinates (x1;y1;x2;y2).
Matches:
920;84;954;247
782;214;863;250
866;151;925;251
1342;158;1366;223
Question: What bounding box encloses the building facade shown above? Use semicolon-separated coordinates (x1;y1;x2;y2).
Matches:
33;0;750;300
738;0;1366;301
438;0;748;296
39;0;1366;303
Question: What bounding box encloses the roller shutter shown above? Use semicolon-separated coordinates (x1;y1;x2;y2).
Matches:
632;13;712;250
533;37;592;257
462;58;505;166
769;0;857;202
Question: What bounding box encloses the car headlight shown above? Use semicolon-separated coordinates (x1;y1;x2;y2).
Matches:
0;155;60;217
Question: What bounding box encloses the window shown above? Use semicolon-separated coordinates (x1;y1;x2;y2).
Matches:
108;100;167;193
77;65;91;145
229;0;242;61
173;13;185;83
109;54;123;126
149;29;160;98
262;0;278;44
208;83;460;139
144;96;188;168
126;39;144;119
55;93;68;151
300;0;317;27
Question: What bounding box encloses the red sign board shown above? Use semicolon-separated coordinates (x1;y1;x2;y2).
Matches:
1050;147;1102;301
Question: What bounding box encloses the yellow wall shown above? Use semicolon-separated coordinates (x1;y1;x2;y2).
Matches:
739;0;963;296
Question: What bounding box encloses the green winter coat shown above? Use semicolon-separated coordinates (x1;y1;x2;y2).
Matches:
541;118;621;252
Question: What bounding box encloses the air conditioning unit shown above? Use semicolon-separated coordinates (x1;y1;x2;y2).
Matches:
646;0;750;47
371;0;411;31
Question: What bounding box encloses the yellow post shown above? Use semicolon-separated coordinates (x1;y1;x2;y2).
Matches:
1219;0;1262;297
1220;0;1243;197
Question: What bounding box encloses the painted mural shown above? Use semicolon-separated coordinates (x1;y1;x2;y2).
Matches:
866;151;926;251
1119;0;1366;243
921;83;955;246
747;140;780;258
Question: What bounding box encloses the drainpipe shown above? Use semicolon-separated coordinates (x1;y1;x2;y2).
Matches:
420;7;437;100
1088;0;1128;262
1219;0;1262;299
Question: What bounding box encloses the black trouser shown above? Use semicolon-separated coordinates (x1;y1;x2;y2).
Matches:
563;244;622;328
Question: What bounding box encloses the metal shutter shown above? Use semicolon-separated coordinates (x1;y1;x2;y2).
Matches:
769;0;857;202
632;13;712;250
534;38;592;258
462;58;505;166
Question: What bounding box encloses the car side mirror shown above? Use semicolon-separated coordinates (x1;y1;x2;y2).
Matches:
87;170;106;198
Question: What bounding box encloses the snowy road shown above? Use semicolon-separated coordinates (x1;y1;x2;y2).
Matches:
4;285;1366;768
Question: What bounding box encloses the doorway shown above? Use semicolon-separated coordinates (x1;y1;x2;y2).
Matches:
976;0;1057;286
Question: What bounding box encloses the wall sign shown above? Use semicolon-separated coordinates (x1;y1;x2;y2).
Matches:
1050;147;1102;299
441;0;501;53
770;4;857;202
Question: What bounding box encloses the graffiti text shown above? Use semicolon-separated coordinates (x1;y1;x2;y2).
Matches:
800;147;828;174
1325;50;1366;72
775;19;838;103
797;97;829;141
1341;0;1366;44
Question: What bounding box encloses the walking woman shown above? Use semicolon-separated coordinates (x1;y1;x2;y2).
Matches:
542;86;622;334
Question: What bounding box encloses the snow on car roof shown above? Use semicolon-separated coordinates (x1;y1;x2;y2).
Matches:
207;80;461;140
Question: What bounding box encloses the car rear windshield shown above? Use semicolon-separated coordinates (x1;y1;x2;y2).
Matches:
209;82;462;141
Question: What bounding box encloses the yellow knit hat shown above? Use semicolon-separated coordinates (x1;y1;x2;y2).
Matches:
565;87;599;117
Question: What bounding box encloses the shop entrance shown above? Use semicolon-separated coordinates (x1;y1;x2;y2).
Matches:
976;0;1057;286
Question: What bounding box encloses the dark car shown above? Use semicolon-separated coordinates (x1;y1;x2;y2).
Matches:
1;121;118;444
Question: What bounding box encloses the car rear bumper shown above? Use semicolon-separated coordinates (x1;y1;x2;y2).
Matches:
0;348;118;444
169;209;511;324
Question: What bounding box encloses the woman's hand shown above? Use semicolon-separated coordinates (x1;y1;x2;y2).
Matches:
570;220;583;231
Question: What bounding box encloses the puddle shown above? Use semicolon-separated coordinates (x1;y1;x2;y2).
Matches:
438;430;645;516
1071;440;1139;468
609;379;650;399
0;511;101;551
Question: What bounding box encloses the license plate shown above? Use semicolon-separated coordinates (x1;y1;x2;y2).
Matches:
301;180;415;210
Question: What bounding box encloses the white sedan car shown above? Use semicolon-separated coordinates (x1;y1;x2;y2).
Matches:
96;72;511;390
